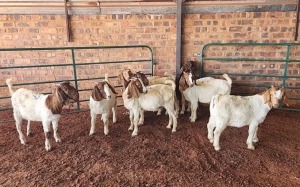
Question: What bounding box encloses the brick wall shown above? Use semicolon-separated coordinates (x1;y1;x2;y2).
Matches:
1;11;300;108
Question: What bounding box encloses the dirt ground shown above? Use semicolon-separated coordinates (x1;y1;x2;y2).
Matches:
0;106;299;187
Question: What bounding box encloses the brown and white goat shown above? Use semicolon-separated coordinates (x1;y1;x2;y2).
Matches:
89;74;118;136
207;86;285;151
6;78;79;151
179;71;232;122
122;75;178;136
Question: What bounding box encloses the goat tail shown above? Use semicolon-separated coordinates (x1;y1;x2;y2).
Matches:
164;80;176;91
6;78;15;95
222;74;232;85
104;73;109;82
210;94;220;111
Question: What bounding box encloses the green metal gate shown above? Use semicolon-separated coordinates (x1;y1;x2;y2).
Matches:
200;43;300;111
0;45;154;123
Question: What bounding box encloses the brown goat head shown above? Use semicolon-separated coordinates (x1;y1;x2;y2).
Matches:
91;81;111;101
45;81;79;114
262;86;285;109
127;77;147;99
135;71;149;86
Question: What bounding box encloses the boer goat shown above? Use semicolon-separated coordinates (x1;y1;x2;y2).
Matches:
6;78;79;151
89;74;118;136
122;75;178;136
179;71;232;122
207;86;285;151
179;60;198;114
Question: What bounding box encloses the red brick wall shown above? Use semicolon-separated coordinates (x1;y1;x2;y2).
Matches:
1;12;299;108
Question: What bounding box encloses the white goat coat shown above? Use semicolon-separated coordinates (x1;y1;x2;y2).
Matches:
89;85;117;136
182;76;232;122
209;95;270;128
183;79;231;104
11;88;61;122
207;88;283;151
89;94;116;115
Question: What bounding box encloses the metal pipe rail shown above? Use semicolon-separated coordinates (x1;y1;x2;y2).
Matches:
0;45;154;123
200;42;300;111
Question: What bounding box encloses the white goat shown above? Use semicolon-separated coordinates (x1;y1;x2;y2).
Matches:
6;78;79;151
89;74;117;136
179;72;232;122
147;72;179;116
207;86;285;151
179;76;216;114
122;77;177;136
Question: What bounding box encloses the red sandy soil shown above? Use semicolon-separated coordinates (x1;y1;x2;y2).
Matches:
0;106;299;187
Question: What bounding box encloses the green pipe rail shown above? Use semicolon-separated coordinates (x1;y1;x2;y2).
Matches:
0;45;154;123
200;42;300;111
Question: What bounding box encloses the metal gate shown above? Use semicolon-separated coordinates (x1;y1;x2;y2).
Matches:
200;43;300;111
0;45;154;123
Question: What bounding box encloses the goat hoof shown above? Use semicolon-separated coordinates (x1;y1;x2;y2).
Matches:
253;138;259;142
208;138;213;143
214;146;220;151
128;127;133;131
113;120;117;123
55;138;61;143
131;133;138;137
172;129;176;133
45;145;51;151
180;111;184;115
247;145;255;150
166;125;171;129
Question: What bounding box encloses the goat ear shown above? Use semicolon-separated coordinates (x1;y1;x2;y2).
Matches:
179;75;188;91
107;82;117;94
91;85;103;101
262;88;271;105
127;82;140;99
57;87;69;103
127;83;133;99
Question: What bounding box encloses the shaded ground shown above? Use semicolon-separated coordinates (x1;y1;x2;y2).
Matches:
0;106;299;187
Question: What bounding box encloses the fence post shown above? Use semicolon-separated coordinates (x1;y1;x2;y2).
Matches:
71;49;80;111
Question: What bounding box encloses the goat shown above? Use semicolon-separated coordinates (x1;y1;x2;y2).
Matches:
179;71;232;122
118;69;178;122
122;76;177;136
6;78;79;151
147;72;179;116
179;60;198;114
89;74;118;136
207;86;285;151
